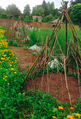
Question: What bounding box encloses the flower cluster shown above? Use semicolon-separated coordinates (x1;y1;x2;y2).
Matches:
52;106;81;119
0;39;8;49
0;26;18;85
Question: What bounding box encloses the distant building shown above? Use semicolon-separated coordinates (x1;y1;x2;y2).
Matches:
33;16;42;22
52;18;63;27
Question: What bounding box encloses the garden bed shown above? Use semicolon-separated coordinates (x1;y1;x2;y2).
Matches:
10;46;80;104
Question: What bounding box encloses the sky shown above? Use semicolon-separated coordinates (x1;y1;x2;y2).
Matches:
1;0;71;13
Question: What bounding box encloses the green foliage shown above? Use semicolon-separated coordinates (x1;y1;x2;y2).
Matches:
6;4;21;19
23;45;29;49
44;14;53;22
32;7;45;17
32;52;37;55
70;0;81;7
8;39;19;47
1;13;8;19
23;4;31;17
0;7;6;19
0;26;81;119
29;29;38;46
24;15;30;22
70;3;81;24
42;0;49;16
47;2;55;15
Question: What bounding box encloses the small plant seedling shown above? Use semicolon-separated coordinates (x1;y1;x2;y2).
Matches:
27;66;29;68
32;52;37;55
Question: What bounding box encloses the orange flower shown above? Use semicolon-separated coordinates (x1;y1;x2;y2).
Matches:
14;72;17;74
75;113;81;118
52;116;56;119
3;73;5;76
58;106;63;110
67;115;74;119
70;107;74;110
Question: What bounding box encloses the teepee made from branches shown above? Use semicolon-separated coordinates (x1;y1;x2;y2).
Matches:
22;0;81;103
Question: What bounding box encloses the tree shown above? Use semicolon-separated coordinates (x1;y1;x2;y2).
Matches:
32;7;38;16
45;14;53;22
70;3;81;24
0;7;6;18
1;13;8;19
32;6;45;17
53;8;60;18
6;4;21;18
70;0;81;7
24;15;30;22
42;0;48;16
23;4;31;17
46;2;55;15
37;7;45;17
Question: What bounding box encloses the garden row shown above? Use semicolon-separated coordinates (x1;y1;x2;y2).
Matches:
0;26;81;119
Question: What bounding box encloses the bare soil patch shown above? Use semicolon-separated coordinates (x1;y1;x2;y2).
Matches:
10;46;80;104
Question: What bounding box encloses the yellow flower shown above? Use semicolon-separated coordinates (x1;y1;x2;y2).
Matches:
70;107;74;110
3;78;5;80
11;68;14;71
1;57;5;60
0;61;2;63
16;57;18;59
75;113;81;118
5;79;6;81
58;106;63;110
67;115;74;119
52;116;56;119
7;83;9;85
14;72;17;74
5;76;7;78
10;64;12;66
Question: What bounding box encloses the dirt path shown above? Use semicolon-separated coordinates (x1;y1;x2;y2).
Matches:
10;46;80;104
9;46;38;70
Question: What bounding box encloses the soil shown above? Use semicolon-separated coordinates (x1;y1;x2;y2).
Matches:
10;46;80;104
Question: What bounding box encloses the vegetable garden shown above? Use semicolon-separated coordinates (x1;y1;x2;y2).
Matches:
0;2;81;119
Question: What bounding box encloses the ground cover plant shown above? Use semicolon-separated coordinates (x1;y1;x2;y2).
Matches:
0;26;27;119
0;25;81;119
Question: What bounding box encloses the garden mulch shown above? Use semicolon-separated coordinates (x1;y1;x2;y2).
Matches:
10;46;80;104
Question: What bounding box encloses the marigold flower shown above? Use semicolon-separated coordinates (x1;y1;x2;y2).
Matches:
16;57;18;59
5;76;7;78
52;116;56;119
70;107;74;110
14;72;17;74
67;115;74;119
58;106;63;110
1;57;5;60
11;68;14;71
0;61;2;63
10;64;12;66
5;79;6;81
7;83;9;85
75;113;81;118
3;73;5;76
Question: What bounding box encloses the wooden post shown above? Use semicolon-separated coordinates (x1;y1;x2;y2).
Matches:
64;1;69;72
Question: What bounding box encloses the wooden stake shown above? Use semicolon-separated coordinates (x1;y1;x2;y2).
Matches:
64;57;71;105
